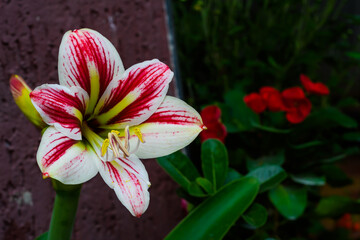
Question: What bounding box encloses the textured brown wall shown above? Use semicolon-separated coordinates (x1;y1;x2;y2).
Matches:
0;0;184;239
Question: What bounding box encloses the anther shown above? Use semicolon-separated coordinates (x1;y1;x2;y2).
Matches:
134;127;145;143
101;139;110;157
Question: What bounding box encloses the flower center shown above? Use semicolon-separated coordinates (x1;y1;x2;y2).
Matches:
101;126;145;158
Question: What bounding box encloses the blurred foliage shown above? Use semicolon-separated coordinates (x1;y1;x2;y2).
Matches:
173;0;360;107
160;0;360;239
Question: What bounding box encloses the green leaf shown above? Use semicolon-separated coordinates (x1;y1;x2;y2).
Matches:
336;97;360;108
247;165;287;192
269;185;307;220
201;139;229;190
188;182;208;197
320;164;352;187
315;196;360;217
157;151;201;190
224;168;242;185
290;174;326;186
318;107;358;128
222;90;260;132
242;203;268;228
35;232;48;240
251;121;291;134
196;177;214;195
290;140;323;149
246;151;285;171
165;177;260;240
343;132;360;142
268;56;282;69
346;51;360;60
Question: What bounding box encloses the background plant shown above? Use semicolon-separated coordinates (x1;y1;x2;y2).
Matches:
159;0;360;239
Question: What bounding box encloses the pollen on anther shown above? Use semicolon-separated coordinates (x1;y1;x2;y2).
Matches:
134;127;145;143
101;139;110;157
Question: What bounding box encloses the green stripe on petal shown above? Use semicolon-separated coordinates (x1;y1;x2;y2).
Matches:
95;91;138;126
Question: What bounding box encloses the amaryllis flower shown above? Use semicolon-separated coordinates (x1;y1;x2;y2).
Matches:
27;29;204;217
282;87;312;124
200;105;227;143
259;86;286;112
243;93;266;113
300;74;329;95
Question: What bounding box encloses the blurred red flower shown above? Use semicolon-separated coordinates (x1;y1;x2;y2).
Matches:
300;74;329;95
243;93;266;113
200;105;227;143
337;213;352;229
260;86;286;112
282;87;312;124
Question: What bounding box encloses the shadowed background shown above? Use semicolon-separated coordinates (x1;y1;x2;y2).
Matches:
0;0;184;239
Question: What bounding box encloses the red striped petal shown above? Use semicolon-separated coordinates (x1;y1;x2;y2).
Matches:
92;59;173;129
30;84;87;140
97;155;150;217
37;127;98;184
58;29;124;114
127;96;204;159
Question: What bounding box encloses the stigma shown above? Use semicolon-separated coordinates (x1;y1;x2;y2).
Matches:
101;126;145;158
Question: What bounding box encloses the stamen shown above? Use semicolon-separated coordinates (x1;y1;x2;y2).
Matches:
129;138;141;155
101;139;110;157
124;126;130;151
109;134;121;157
115;134;130;157
101;126;145;159
134;127;145;143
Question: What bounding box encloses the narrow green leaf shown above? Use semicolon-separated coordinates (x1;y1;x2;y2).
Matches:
196;177;214;195
201;139;229;190
290;174;326;186
165;177;260;240
269;185;307;220
157;151;201;190
318;154;347;164
247;165;287;192
268;56;282;69
242;203;268;228
251;121;291;134
35;232;48;240
290;140;323;149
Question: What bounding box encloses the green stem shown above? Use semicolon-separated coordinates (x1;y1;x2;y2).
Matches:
47;180;81;240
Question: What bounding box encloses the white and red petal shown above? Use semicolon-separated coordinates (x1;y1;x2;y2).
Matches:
92;59;173;129
30;84;87;140
97;155;150;217
37;127;98;184
58;28;125;114
128;96;204;159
